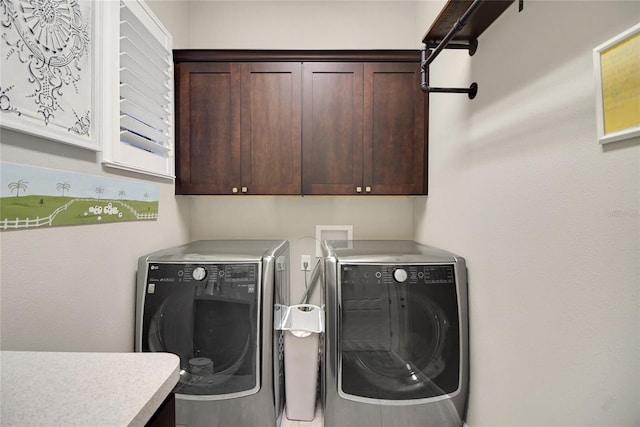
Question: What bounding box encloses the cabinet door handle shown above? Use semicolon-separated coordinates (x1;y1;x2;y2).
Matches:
365;186;371;193
241;187;248;193
356;187;362;193
232;187;239;193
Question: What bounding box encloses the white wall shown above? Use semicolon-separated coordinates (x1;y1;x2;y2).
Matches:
414;1;639;425
188;1;422;50
0;1;190;352
146;0;190;49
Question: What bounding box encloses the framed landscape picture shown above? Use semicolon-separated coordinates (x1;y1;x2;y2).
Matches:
1;162;159;230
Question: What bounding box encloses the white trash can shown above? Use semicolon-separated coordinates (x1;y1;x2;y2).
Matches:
282;304;324;421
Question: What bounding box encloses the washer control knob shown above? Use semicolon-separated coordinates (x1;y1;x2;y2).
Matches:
192;267;207;281
393;268;408;283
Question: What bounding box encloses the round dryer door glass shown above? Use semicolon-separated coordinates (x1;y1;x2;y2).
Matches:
338;264;460;401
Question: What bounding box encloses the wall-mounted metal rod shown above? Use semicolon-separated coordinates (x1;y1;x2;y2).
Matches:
423;0;485;69
430;83;478;98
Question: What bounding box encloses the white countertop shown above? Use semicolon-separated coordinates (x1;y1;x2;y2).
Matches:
1;351;180;426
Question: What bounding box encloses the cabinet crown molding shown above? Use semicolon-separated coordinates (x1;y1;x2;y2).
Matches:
173;50;421;63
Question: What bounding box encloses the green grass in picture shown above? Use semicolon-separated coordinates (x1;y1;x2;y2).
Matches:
0;195;72;220
125;200;159;214
52;200;138;225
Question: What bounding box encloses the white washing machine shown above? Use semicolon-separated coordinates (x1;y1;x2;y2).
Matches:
322;240;469;427
135;240;289;427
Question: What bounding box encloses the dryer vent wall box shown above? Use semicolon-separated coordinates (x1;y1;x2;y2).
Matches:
135;240;289;427
321;240;469;427
316;225;353;257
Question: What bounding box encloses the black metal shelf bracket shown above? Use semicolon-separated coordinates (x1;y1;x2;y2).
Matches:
421;47;479;99
420;0;485;98
424;39;478;56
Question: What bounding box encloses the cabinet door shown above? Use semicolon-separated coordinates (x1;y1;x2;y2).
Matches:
302;63;364;195
364;63;426;195
240;63;301;195
176;63;240;194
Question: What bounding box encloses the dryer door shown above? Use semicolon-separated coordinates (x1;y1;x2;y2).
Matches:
142;262;260;399
338;263;460;401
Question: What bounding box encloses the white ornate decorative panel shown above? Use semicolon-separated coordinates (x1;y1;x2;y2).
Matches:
0;0;99;150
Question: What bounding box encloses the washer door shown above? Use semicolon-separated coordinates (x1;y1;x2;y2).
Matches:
142;262;259;398
339;264;460;401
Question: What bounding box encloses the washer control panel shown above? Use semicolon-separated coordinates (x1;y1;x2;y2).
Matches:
146;262;259;300
341;264;455;285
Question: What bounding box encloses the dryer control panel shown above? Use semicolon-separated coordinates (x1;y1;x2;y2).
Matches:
341;264;455;286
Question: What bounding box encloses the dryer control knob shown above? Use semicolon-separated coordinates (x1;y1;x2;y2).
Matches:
192;267;207;281
393;268;408;283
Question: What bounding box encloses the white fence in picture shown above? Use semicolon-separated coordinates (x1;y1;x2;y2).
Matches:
2;198;158;230
1;216;53;229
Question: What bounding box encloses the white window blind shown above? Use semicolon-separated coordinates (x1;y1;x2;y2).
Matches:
102;0;174;179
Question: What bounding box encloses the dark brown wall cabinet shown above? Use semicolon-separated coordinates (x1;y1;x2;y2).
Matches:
175;51;427;196
302;62;425;195
176;62;301;195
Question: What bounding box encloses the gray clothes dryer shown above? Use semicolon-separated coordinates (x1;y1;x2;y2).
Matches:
322;240;468;427
135;240;289;427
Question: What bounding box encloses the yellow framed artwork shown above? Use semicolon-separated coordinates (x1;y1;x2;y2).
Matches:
593;23;640;144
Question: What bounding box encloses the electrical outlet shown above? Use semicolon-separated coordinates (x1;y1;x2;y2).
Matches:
301;255;311;271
